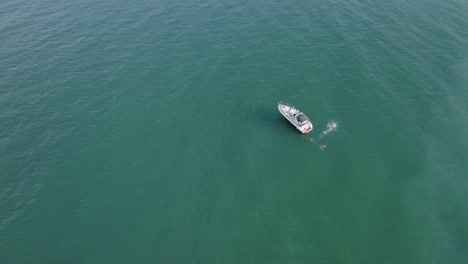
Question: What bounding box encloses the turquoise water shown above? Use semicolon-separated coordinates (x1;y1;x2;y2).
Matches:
1;0;467;263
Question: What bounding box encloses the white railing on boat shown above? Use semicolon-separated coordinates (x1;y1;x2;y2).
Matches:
278;101;296;109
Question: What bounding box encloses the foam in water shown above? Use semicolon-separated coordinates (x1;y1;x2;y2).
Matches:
319;121;338;138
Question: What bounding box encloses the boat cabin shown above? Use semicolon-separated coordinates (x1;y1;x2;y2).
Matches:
295;113;310;125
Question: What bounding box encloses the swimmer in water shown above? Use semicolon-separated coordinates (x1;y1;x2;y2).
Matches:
320;144;327;149
309;138;314;142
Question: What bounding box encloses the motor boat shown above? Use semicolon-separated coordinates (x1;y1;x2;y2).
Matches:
278;102;313;134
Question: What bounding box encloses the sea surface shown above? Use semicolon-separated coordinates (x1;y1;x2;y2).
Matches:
1;0;467;263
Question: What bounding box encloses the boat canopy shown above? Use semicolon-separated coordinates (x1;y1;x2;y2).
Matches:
296;113;309;123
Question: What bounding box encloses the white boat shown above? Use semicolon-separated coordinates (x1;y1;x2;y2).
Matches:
278;102;313;134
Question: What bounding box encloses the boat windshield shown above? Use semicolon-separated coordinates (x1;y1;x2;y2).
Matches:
296;113;309;123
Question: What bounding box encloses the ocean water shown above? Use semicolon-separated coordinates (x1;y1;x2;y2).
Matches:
1;0;467;263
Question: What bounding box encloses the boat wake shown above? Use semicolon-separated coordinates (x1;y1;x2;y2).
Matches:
319;121;338;138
